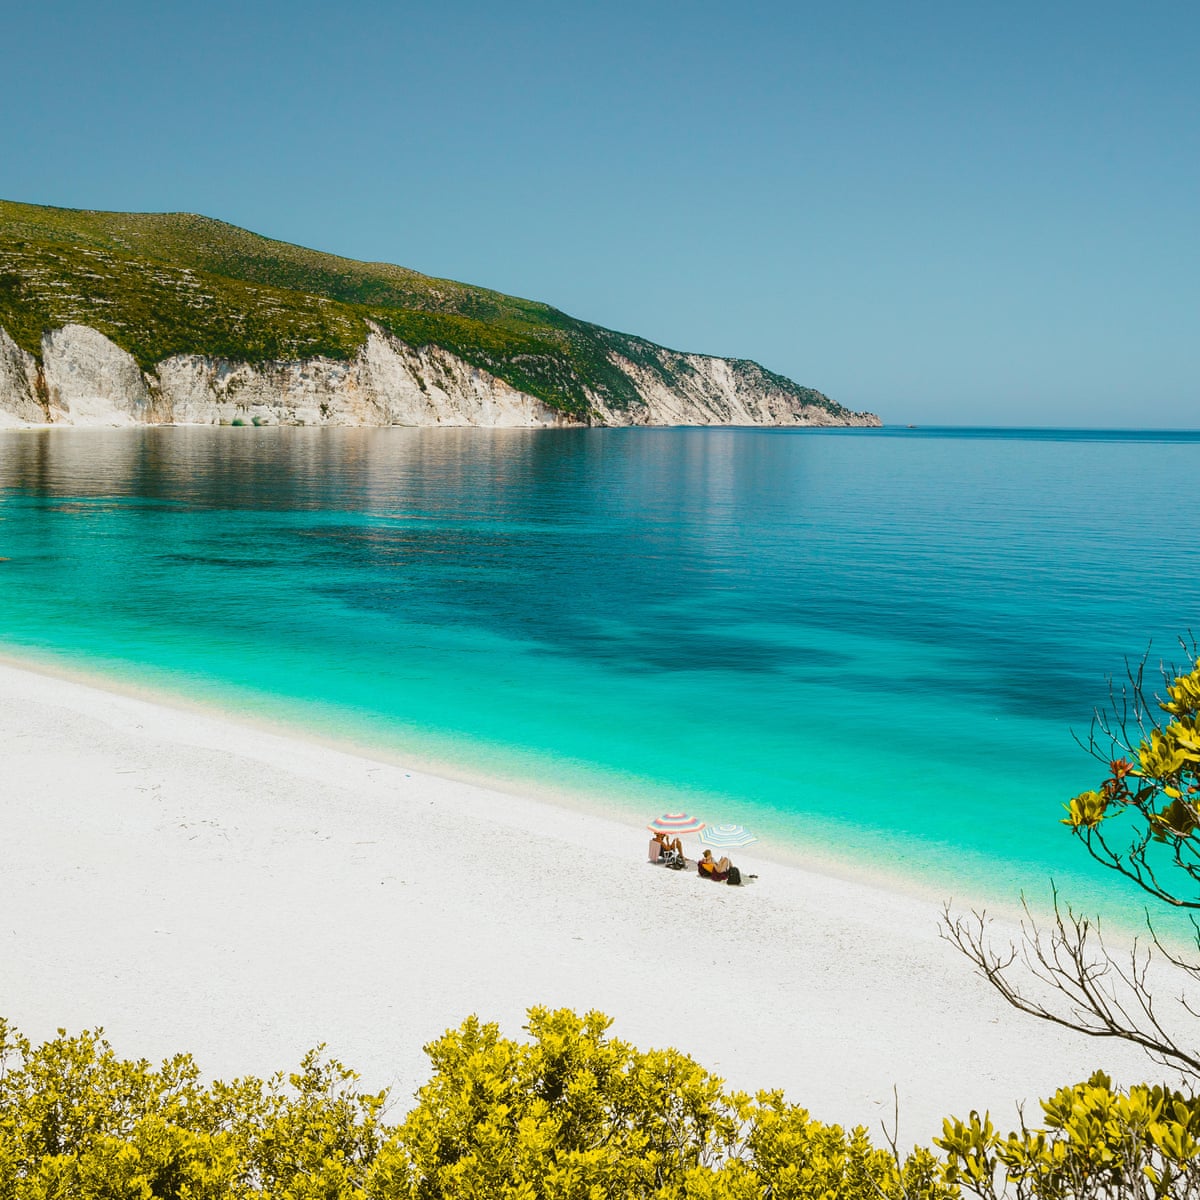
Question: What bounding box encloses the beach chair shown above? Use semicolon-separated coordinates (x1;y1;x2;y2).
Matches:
649;839;687;869
662;848;687;870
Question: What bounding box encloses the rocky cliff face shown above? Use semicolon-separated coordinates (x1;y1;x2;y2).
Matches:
591;348;873;427
0;322;880;429
0;327;45;426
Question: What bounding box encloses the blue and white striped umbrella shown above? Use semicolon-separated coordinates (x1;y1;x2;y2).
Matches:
698;823;758;848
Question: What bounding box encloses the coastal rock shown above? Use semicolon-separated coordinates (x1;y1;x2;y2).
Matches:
152;328;569;427
0;326;45;425
0;321;880;429
42;324;156;426
155;352;373;427
593;348;879;427
352;330;566;426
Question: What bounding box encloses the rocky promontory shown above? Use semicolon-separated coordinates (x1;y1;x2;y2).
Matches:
0;201;880;429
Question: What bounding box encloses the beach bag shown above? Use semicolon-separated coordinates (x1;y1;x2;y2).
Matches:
726;866;742;886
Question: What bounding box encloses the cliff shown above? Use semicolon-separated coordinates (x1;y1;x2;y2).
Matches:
0;201;880;429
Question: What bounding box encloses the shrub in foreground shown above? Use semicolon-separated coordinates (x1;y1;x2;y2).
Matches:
0;1018;385;1200
2;1010;1197;1198
938;1071;1200;1199
369;1007;950;1199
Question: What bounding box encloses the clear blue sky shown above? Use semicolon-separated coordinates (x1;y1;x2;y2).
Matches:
4;0;1196;426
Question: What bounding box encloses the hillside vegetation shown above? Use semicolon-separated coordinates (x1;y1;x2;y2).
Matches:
0;200;843;421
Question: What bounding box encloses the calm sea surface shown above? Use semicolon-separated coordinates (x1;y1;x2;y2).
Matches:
3;426;1198;916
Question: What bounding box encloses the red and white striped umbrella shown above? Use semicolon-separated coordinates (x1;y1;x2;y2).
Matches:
646;812;706;836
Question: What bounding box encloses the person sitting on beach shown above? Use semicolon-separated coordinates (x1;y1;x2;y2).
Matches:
653;830;683;855
650;830;684;862
698;848;732;881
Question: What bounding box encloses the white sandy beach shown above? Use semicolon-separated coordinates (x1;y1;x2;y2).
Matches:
0;656;1170;1147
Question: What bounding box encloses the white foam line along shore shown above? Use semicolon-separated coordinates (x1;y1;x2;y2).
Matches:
0;656;1169;1146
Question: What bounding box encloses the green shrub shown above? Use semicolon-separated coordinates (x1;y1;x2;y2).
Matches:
939;1071;1200;1199
4;1011;1194;1199
0;1018;384;1199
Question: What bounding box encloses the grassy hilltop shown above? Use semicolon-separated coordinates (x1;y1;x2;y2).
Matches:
0;199;848;421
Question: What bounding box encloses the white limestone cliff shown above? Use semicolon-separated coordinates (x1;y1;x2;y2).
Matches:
0;322;880;428
592;348;878;427
42;324;157;425
155;329;570;427
0;327;44;426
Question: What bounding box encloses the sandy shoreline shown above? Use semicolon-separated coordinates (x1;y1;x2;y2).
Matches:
0;656;1167;1146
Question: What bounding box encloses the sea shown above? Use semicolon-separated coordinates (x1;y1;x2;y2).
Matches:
2;424;1198;923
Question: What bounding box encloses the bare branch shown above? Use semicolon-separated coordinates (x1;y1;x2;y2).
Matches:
948;641;1200;1087
941;894;1200;1079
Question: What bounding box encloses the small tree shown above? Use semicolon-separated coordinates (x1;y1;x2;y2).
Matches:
944;646;1200;1078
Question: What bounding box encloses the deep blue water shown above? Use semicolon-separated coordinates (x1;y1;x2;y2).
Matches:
2;425;1198;916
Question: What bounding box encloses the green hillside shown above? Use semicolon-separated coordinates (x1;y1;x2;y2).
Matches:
0;200;841;420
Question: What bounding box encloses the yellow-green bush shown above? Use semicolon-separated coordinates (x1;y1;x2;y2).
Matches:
2;1012;1196;1199
938;1071;1200;1199
0;1018;384;1199
366;1007;952;1199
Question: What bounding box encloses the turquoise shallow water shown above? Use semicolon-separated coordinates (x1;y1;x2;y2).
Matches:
2;425;1198;918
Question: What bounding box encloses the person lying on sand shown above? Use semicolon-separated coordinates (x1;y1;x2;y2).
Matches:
698;849;732;881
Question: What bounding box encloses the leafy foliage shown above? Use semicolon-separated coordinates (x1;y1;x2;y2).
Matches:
371;1007;952;1199
372;1007;752;1197
0;1010;951;1200
945;647;1200;1081
938;1071;1200;1200
1063;653;1200;907
0;199;849;422
699;1092;952;1200
4;1009;1196;1199
0;1017;385;1199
